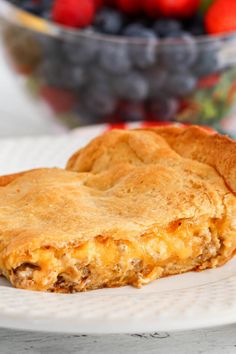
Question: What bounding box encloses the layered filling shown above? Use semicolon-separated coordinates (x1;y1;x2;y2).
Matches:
1;216;233;293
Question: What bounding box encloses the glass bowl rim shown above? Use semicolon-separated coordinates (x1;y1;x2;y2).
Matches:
1;0;236;46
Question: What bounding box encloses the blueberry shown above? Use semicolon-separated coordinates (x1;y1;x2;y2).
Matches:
144;67;167;98
82;84;117;116
88;67;115;98
147;97;179;121
118;101;145;121
88;67;111;87
160;33;197;71
39;60;86;89
99;44;131;75
122;24;158;69
41;10;52;20
123;23;157;39
62;39;98;65
192;47;221;77
165;73;197;97
15;0;53;14
68;66;87;88
113;71;149;101
20;0;43;15
130;43;157;69
37;36;63;59
41;0;54;10
94;8;125;35
163;30;190;38
153;19;183;38
184;14;205;36
39;59;66;87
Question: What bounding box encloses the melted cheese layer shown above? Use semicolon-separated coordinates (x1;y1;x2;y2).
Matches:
3;217;232;293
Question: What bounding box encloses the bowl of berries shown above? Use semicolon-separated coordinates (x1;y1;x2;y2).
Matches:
1;0;236;130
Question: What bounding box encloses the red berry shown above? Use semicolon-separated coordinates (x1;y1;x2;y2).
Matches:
142;0;159;17
116;0;142;14
197;73;220;89
157;0;199;18
205;0;236;34
94;0;104;9
105;0;117;6
40;86;76;114
52;0;95;28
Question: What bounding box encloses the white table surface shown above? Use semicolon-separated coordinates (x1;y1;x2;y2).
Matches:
0;44;236;354
0;325;236;354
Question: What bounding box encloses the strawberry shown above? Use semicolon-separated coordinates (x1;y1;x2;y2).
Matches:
116;0;142;14
52;0;95;28
197;73;220;89
94;0;104;9
205;0;236;34
105;0;117;5
157;0;200;18
142;0;159;17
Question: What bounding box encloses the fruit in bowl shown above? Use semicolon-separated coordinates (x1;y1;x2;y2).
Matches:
1;0;236;131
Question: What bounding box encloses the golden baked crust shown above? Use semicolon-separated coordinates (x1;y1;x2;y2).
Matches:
0;169;39;187
0;126;236;293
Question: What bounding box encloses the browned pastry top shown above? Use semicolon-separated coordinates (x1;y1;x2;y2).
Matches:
0;126;235;258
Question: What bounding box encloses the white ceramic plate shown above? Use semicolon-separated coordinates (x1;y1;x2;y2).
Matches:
0;123;236;334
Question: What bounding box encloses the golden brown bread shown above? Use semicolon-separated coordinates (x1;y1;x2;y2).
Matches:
68;125;236;193
0;126;236;293
0;171;30;187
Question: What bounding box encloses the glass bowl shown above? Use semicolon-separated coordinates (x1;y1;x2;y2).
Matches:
1;0;236;131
